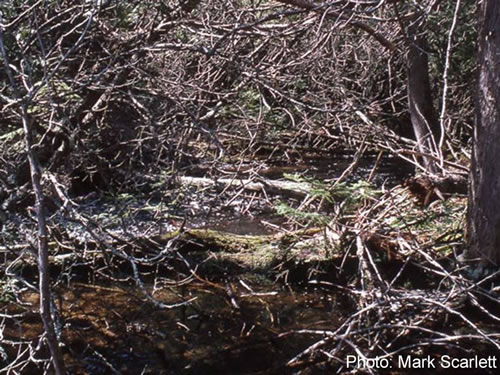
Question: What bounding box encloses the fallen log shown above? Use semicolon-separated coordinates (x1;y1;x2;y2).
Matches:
178;175;318;199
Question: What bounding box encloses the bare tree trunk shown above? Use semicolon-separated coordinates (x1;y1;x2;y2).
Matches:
278;0;441;174
466;0;500;266
0;13;66;372
21;107;66;374
0;9;66;370
406;23;440;174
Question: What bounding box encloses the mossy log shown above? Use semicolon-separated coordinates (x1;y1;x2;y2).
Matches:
148;227;332;270
9;226;338;274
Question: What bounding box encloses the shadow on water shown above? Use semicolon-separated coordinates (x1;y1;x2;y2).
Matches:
38;282;345;374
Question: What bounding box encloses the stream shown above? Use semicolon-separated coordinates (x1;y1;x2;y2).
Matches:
3;152;413;374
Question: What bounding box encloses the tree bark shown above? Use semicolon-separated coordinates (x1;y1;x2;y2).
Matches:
466;0;500;266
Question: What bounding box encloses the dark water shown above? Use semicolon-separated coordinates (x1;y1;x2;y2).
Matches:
51;282;345;374
266;152;413;187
